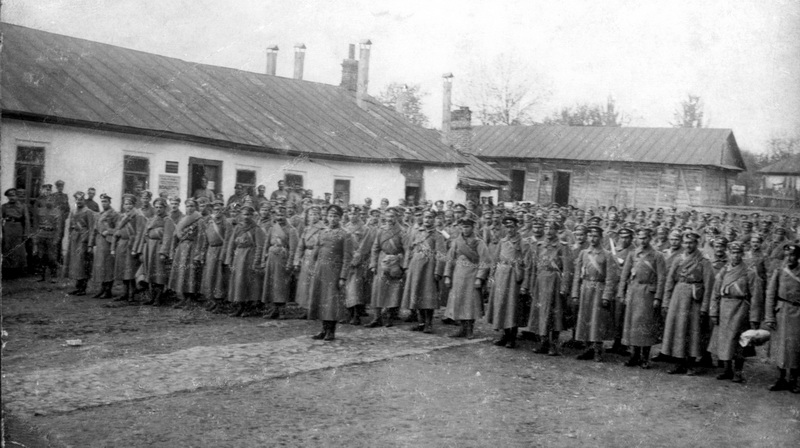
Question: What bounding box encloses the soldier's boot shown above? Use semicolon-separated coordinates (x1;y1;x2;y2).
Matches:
449;321;467;338
465;320;475;340
114;281;131;302
384;308;396;328
625;347;642;367
75;279;88;296
731;359;746;383
102;282;115;299
548;331;561;356
127;281;141;303
609;338;629;356
68;279;82;295
410;309;425;332
404;309;419;323
593;342;604;363
312;321;328;340
534;338;550;355
494;329;510;346
341;308;354;325
505;327;518;349
769;368;790;391
667;358;689;375
685;357;700;376
423;310;434;334
576;346;594;360
364;308;383;328
92;287;105;298
151;286;165;306
324;321;337;341
264;304;281;319
698;351;715;369
172;292;190;309
790;370;800;394
278;303;289;320
358;305;370;317
349;307;362;326
640;347;652;369
206;299;219;312
717;361;735;380
227;303;243;317
142;287;157;305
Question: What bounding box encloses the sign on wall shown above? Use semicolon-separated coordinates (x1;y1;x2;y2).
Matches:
159;174;181;198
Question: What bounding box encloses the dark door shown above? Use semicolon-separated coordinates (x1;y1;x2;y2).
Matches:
510;169;526;201
553;171;570;206
333;179;351;205
188;157;222;199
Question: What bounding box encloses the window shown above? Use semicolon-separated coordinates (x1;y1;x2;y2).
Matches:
285;173;304;189
333;179;350;205
236;170;257;197
123;155;150;196
15;146;45;207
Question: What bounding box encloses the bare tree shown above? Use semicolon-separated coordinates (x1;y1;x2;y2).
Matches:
461;53;550;126
543;97;626;126
376;82;430;127
671;94;704;128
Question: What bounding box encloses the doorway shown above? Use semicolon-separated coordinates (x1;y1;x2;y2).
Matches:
188;157;222;199
510;169;525;202
553;170;571;206
333;179;351;205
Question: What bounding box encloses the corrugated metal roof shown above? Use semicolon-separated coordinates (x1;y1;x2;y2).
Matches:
0;23;465;166
758;154;800;175
470;125;745;171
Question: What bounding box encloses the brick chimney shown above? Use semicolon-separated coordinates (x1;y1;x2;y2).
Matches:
442;73;454;135
356;39;371;110
293;43;306;80
266;45;279;76
450;106;472;153
340;44;358;91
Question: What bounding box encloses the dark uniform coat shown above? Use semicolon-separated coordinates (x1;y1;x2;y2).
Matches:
167;211;204;295
661;250;714;359
200;214;229;299
370;224;406;309
138;213;175;285
114;209;146;281
764;264;800;369
618;246;666;346
65;207;94;280
224;221;265;303
90;207;118;283
401;227;446;310
307;226;353;321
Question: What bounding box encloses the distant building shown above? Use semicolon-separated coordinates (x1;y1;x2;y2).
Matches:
758;154;800;191
1;23;486;208
466;125;746;209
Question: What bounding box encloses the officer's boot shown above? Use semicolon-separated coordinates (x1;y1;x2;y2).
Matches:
506;327;518;348
404;309;419;323
350;306;362;326
384;308;396;328
593;342;604;362
114;281;130;302
769;368;789;391
465;320;475;340
423;310;434;334
789;369;800;394
640;346;652;369
449;321;467;338
625;347;642;367
142;286;157;305
494;329;510;346
312;321;327;340
364;308;383;328
102;281;115;299
324;321;337;341
732;358;746;383
717;361;734;380
548;331;561;356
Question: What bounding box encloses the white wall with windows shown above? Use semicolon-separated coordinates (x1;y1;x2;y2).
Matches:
1;119;464;209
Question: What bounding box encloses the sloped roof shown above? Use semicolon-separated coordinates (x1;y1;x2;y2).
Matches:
459;153;509;184
470;125;745;171
0;23;465;166
758;154;800;175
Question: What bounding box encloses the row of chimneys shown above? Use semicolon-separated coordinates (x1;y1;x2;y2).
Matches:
265;40;372;110
264;41;469;138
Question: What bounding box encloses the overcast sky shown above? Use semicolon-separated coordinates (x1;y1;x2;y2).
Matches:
4;0;799;153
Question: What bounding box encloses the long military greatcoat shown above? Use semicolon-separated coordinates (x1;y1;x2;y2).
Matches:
261;222;298;305
90;207;118;283
764;264;800;369
294;222;324;309
618;246;666;347
401;226;446;310
710;262;762;360
660;250;714;359
1;201;29;270
487;234;527;330
114;209;146;281
370;224;406;309
572;245;618;342
65;207;94;280
167;211;204;295
225;221;265;303
444;233;490;321
138;213;175;285
347;222;376;308
200;214;229;299
526;238;571;336
307;226;352;321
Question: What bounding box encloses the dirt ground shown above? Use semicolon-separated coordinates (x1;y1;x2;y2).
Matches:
2;277;799;447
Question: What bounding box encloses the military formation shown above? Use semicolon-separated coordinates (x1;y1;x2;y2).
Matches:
3;179;800;394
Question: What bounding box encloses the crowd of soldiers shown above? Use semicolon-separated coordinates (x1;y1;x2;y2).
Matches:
2;179;799;394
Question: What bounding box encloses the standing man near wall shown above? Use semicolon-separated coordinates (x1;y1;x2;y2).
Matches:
366;208;406;328
52;180;70;267
65;192;94;296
